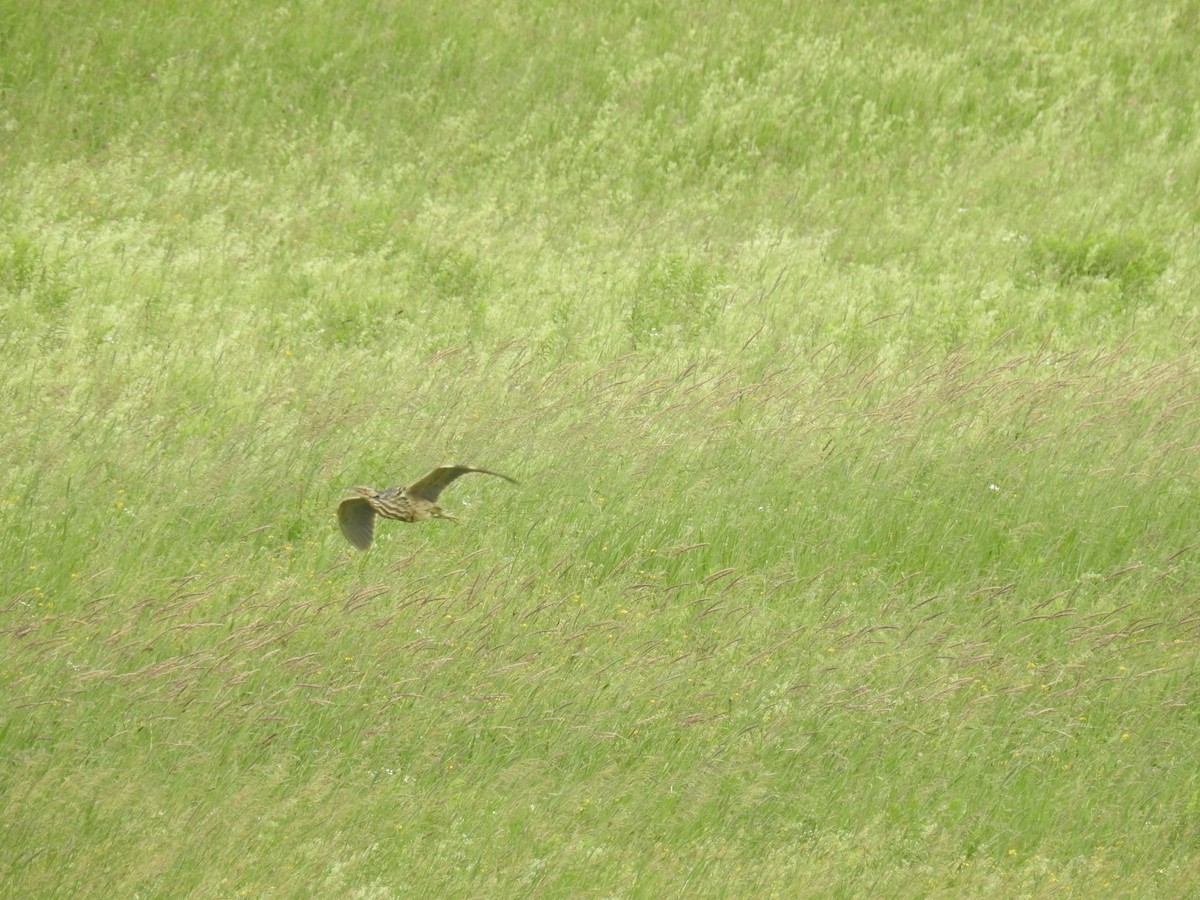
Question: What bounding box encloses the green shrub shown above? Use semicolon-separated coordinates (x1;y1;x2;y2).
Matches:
1024;232;1170;299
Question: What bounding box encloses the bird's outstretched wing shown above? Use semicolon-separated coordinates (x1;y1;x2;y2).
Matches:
338;496;377;550
405;464;518;503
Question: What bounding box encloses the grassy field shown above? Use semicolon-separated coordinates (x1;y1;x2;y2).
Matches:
3;1;1199;896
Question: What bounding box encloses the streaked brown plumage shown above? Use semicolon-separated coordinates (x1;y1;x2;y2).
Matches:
338;464;517;550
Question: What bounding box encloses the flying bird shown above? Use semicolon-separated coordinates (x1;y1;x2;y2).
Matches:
338;464;517;550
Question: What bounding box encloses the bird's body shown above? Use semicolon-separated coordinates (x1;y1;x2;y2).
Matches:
338;464;516;550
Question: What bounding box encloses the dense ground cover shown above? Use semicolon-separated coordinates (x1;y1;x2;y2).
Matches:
2;1;1198;895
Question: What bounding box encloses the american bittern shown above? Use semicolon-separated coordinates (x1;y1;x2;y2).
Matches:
338;464;517;550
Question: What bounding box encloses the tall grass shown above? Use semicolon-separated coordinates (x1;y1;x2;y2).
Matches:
2;1;1199;896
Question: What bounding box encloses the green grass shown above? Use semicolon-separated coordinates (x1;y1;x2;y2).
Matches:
3;1;1199;896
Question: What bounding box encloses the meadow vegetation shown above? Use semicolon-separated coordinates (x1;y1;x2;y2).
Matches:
2;1;1199;896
